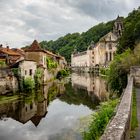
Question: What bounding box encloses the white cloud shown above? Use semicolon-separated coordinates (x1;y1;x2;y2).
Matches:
0;0;140;48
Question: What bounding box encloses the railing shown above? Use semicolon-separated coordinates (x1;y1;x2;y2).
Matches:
101;76;133;140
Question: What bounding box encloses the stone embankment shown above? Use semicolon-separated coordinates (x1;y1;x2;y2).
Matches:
101;76;133;140
0;68;18;94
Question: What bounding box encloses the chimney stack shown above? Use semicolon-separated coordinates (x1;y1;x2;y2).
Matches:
7;46;9;50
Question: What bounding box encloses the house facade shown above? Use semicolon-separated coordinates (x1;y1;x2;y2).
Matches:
93;32;118;66
18;60;37;79
71;49;94;67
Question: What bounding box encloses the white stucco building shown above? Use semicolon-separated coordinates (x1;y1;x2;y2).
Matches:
71;49;94;67
19;60;37;79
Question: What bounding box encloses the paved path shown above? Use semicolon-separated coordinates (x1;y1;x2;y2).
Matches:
135;88;140;140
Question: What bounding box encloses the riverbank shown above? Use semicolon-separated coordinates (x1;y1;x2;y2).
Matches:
83;99;119;140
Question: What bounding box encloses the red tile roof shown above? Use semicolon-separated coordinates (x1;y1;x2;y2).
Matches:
25;40;64;59
0;47;21;56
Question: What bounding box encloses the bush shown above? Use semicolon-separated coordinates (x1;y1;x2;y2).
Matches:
83;99;119;140
100;68;110;76
34;68;43;86
12;68;19;77
0;61;6;67
56;69;69;79
46;57;58;70
23;77;35;91
108;44;140;93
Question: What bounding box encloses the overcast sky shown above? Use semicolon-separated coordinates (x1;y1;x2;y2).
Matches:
0;0;140;48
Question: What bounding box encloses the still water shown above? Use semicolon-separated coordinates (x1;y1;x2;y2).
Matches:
0;73;109;140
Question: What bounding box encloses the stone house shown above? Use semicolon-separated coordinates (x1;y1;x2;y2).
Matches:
11;60;37;81
25;40;47;68
0;44;23;65
25;40;66;81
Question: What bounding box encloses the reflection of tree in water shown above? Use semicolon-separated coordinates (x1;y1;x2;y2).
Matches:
58;82;100;110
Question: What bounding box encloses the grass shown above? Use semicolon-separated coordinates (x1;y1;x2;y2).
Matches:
83;99;119;140
130;88;138;139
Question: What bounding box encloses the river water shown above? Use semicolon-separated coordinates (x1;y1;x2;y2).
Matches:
0;73;109;140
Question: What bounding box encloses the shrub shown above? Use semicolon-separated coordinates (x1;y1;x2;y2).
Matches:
0;61;6;67
56;69;69;79
23;77;35;91
100;68;110;76
108;44;140;93
46;57;58;70
83;99;119;140
12;68;19;77
34;68;43;86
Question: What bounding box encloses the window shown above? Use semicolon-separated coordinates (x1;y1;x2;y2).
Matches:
109;44;112;50
29;69;32;76
26;107;27;112
105;52;108;61
109;52;112;61
30;103;33;110
25;70;27;75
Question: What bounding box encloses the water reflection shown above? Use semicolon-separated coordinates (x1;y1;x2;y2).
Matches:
71;73;108;101
0;73;109;140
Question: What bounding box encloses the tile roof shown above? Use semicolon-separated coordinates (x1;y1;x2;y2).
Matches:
25;40;64;59
0;47;21;56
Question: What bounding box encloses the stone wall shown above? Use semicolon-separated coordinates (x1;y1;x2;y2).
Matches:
0;68;18;95
101;76;133;140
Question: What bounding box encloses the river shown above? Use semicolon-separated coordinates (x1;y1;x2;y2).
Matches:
0;73;109;140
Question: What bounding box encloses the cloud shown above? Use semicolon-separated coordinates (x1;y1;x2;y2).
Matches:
0;0;140;48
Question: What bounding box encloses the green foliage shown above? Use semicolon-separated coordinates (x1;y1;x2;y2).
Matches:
100;68;110;76
23;77;35;91
117;8;140;54
34;68;43;86
47;83;59;104
0;61;6;67
12;68;19;77
56;69;69;79
83;99;119;140
108;44;140;93
130;88;138;139
46;57;58;70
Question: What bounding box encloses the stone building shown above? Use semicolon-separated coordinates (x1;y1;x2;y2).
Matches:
11;60;37;80
93;32;118;66
0;45;23;65
71;49;94;67
71;16;124;68
25;40;66;81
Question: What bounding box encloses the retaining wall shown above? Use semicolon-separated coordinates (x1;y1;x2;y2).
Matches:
101;76;133;140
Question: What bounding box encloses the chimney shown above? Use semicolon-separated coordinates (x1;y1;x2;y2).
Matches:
7;46;9;50
0;44;2;48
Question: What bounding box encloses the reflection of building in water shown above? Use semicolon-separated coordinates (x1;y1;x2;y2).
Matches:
43;80;66;101
0;80;65;126
0;95;48;127
71;73;108;101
